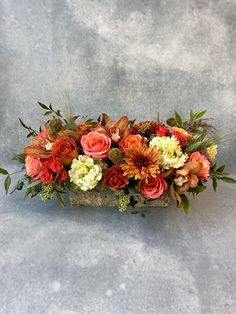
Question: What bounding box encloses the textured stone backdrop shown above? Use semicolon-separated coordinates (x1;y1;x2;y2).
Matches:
1;0;236;171
0;2;236;314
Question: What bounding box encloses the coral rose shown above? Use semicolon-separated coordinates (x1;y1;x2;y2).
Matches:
57;170;69;182
39;170;53;184
189;151;210;180
50;158;64;173
172;127;192;147
81;131;111;159
103;165;129;190
52;136;78;166
119;134;143;151
25;156;42;177
140;175;168;199
40;156;54;170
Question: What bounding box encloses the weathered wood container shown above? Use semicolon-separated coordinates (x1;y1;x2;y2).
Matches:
69;190;171;208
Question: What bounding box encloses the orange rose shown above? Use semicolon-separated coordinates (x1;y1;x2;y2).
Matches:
103;165;129;190
119;134;143;151
189;151;210;180
52;136;78;166
172;127;192;147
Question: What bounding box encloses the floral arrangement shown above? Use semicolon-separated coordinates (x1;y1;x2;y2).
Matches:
1;102;235;216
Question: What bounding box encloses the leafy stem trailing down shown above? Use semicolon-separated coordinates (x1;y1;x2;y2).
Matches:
0;101;87;207
0;164;68;207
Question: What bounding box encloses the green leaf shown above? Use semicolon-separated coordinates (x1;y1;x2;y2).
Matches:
178;194;190;214
195;110;207;119
212;177;217;192
131;210;140;214
55;191;65;207
11;154;26;164
175;111;182;127
0;168;8;175
43;111;53;116
27;132;35;138
38;102;50;110
64;122;76;130
4;175;11;194
192;129;204;135
129;195;138;207
184;137;215;153
24;188;32;199
216;165;225;173
10;181;24;194
190;110;195;121
26;180;41;189
188;185;207;195
129;119;136;127
210;163;216;172
19;118;30;130
219;176;236;184
56;110;62;117
72;115;81;122
141;212;146;218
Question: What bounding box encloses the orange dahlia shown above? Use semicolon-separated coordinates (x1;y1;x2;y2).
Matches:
121;143;161;182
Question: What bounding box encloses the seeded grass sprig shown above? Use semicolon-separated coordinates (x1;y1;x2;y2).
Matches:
184;132;230;153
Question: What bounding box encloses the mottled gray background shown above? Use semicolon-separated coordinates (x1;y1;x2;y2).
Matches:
0;1;236;314
0;0;236;170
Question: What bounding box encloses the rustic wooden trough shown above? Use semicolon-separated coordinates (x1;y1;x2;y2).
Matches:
69;190;171;208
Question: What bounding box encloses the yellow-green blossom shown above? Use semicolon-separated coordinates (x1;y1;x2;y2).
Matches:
149;136;188;170
69;155;102;191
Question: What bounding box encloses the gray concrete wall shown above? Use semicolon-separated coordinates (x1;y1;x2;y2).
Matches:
0;0;236;171
0;2;236;314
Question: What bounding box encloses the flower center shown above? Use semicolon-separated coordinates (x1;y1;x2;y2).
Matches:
135;156;149;168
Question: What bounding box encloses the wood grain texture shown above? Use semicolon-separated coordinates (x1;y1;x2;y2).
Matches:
69;189;171;207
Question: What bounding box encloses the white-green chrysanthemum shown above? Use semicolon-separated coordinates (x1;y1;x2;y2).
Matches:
69;155;102;191
149;136;188;170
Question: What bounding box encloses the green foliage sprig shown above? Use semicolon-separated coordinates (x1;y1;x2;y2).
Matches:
210;164;236;191
38;102;62;117
19;118;38;138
